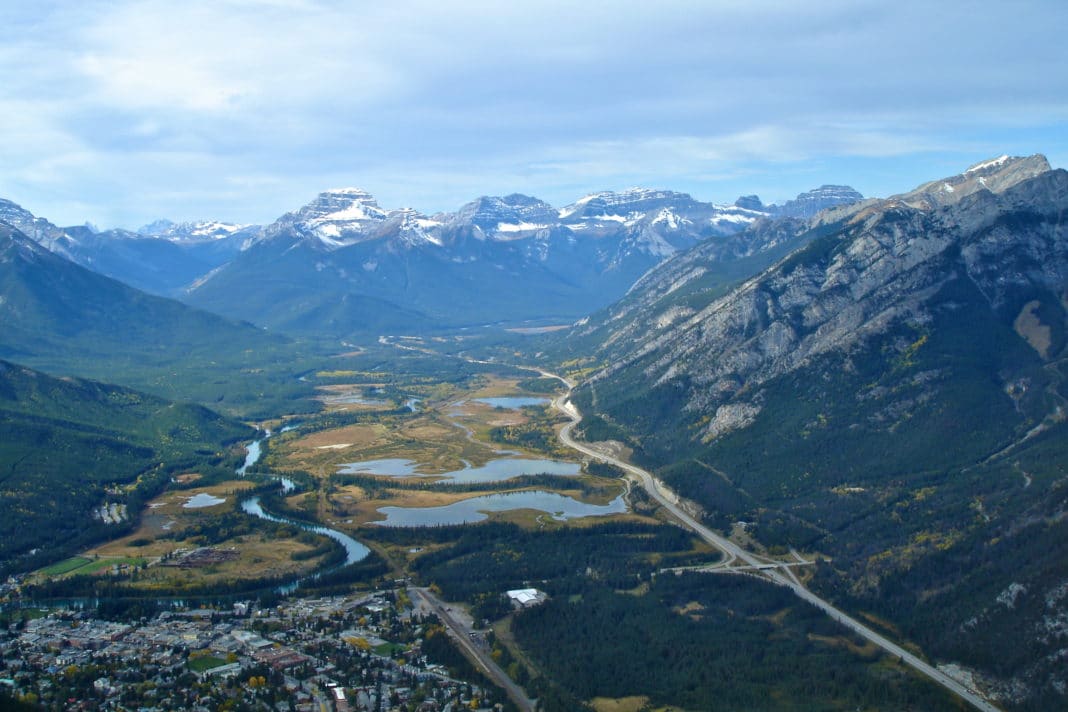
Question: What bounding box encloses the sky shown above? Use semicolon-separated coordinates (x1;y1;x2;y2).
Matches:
2;0;1067;229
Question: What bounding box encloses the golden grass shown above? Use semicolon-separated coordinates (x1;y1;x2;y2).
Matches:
401;421;460;440
80;479;329;588
128;534;326;590
290;423;387;450
857;610;903;637
589;697;652;712
1014;300;1052;358
89;481;257;559
673;600;706;620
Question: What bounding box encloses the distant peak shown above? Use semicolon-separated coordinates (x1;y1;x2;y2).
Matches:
322;187;375;197
773;185;863;218
895;154;1052;210
734;195;765;211
138;218;176;235
296;188;385;216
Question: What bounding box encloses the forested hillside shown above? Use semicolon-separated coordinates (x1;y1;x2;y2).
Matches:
563;157;1068;708
0;360;253;576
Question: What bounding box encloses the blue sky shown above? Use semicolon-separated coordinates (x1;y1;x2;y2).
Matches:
2;0;1066;228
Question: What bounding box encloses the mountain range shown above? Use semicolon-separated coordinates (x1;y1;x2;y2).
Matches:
1;184;862;337
4;153;1066;707
558;154;1068;708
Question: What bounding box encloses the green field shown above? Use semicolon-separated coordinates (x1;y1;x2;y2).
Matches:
77;557;146;575
38;557;92;576
373;642;407;656
36;555;147;580
0;608;49;625
188;655;230;673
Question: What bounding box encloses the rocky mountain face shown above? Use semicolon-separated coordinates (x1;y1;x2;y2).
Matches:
728;185;864;218
0;198;68;252
563;155;1068;708
573;155;1057;424
775;184;865;218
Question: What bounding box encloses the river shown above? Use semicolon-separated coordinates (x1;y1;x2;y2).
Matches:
236;430;368;593
240;497;370;566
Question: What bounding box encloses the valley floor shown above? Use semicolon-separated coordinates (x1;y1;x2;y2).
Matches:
1;342;993;711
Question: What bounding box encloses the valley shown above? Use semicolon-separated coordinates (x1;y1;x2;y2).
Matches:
3;155;1067;712
2;343;969;711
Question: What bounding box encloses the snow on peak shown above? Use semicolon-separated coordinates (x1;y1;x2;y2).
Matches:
138;219;247;241
651;208;686;229
190;221;246;237
295;189;388;228
559;188;696;221
319;203;380;222
323;187;376;197
496;221;549;233
965;155;1011;174
384;208;445;247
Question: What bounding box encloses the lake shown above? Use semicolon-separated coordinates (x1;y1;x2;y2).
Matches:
183;493;226;509
471;396;550;409
337;456;581;483
373;490;627;527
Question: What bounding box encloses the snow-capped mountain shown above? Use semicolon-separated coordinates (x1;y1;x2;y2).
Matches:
448;194;559;238
254;184;805;256
268;188;391;248
183;183;861;335
139;218;252;243
0;199;250;296
0;198;68;253
1;180;863;336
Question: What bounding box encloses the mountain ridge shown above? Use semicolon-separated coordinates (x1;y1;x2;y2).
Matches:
0;180;864;345
173;182;860;336
559;154;1068;708
0;221;309;414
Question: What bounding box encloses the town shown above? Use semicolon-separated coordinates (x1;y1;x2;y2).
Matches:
0;588;509;711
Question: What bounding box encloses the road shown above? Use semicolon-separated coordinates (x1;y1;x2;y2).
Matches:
409;586;535;712
549;389;1002;712
379;339;1000;711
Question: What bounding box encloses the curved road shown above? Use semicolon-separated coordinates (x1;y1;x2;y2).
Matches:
380;340;999;712
548;387;1001;712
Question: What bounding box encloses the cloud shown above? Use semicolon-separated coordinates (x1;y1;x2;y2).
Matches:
0;1;1066;226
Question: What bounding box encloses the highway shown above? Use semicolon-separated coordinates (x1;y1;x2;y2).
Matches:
408;586;535;712
548;388;1002;712
379;339;1001;711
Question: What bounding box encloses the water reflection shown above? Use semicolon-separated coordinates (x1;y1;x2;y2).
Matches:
471;396;549;409
337;456;581;484
373;491;626;527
